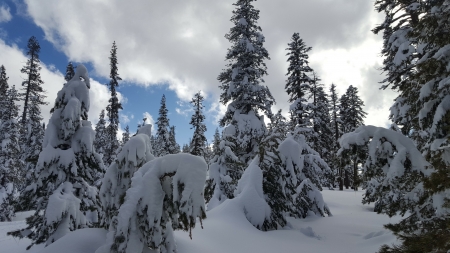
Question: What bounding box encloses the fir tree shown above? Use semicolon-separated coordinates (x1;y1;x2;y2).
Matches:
211;128;221;159
64;62;75;82
0;85;23;221
189;91;207;157
0;65;8;120
285;32;314;131
9;65;104;248
373;1;450;252
100;125;154;229
168;126;180;154
339;85;367;190
121;125;130;144
94;109;107;159
154;95;171;156
182;143;190;153
217;0;274;163
329;83;342;189
104;41;123;167
21;36;45;126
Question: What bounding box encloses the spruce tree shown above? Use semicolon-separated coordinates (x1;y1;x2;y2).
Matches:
285;32;314;132
0;85;23;221
100;125;154;229
373;1;450;251
339;85;367;190
329;83;343;189
0;65;8;120
94;109;107;159
121;125;130;144
9;65;104;248
64;62;75;82
182;143;190;153
155;95;171;156
21;36;45;125
168;126;180;154
189;91;207;157
104;41;123;167
217;0;274;163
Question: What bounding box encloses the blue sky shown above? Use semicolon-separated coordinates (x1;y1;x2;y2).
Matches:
0;0;395;148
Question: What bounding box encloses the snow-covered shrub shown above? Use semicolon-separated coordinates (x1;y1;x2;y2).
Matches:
279;134;331;218
96;153;207;253
100;124;154;228
338;125;431;216
9;65;105;248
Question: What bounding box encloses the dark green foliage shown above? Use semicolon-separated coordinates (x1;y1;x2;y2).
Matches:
104;41;123;167
189;91;207;157
64;62;75;82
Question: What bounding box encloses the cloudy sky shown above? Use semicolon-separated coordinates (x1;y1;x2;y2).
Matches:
0;0;395;146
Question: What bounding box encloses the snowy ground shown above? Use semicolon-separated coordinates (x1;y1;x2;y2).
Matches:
1;189;401;253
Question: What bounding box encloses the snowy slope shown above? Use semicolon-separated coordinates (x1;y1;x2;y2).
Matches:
0;190;401;253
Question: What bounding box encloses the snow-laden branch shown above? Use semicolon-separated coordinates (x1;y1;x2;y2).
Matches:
97;153;207;253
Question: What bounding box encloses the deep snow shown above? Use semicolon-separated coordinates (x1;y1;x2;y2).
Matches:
0;190;401;253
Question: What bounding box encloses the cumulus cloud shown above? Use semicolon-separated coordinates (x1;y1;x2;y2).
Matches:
0;4;12;23
0;39;116;127
24;0;391;127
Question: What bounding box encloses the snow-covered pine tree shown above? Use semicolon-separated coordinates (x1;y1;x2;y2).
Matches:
20;36;45;126
278;133;332;219
211;128;221;158
121;125;130;144
0;85;23;221
189;91;207;157
182;143;190;153
168;126;180;154
285;32;314;133
96;153;207;253
339;126;429;216
309;74;333;168
104;41;123;167
339;85;367;190
17;90;47;211
154;95;171;157
100;124;154;229
0;65;8;120
217;0;274;163
94;109;107;158
329;83;343;189
204;126;243;209
267;109;288;139
64;62;75;83
373;1;450;252
9;65;105;248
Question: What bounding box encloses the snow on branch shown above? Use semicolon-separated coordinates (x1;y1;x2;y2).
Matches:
97;153;207;253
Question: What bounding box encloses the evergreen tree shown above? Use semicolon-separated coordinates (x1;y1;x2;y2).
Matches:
285;32;314;132
217;0;274;163
97;153;206;253
329;83;343;189
21;36;45;126
309;74;333;167
0;65;8;120
64;62;75;82
121;125;130;144
94;109;107;159
100;125;154;229
0;85;23;221
189;91;207;157
104;41;123;167
168;126;180;154
211;128;221;159
182;143;190;153
373;1;450;252
9;65;104;248
155;95;171;156
339;85;367;190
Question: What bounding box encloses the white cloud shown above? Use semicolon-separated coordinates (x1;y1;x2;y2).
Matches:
0;4;12;23
0;39;114;128
23;0;392;127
